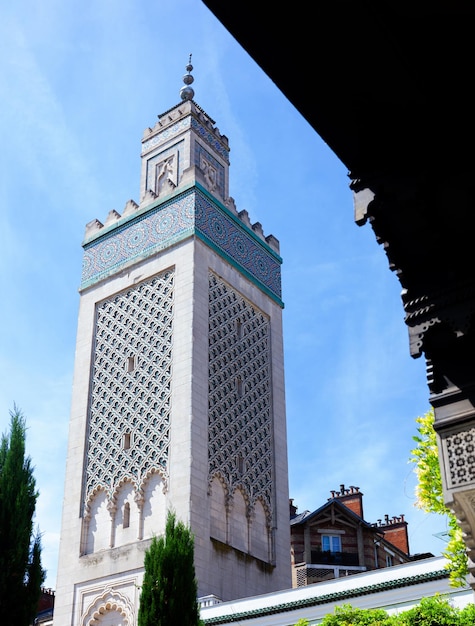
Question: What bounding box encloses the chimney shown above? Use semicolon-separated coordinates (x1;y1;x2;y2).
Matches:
289;498;298;518
329;484;364;518
378;514;410;555
37;588;55;613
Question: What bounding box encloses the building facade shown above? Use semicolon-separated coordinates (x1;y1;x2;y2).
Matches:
53;62;290;625
290;486;415;588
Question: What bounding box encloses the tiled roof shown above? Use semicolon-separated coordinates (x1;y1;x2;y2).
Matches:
201;557;455;625
203;568;448;623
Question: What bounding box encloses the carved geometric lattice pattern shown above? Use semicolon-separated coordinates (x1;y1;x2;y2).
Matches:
446;426;475;487
208;272;273;516
84;270;174;507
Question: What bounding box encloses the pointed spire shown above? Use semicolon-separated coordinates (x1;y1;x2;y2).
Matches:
180;54;195;101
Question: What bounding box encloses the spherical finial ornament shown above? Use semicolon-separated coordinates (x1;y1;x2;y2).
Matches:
180;54;195;101
180;85;195;100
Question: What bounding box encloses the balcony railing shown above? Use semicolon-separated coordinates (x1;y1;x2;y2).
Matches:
310;550;359;566
294;562;367;587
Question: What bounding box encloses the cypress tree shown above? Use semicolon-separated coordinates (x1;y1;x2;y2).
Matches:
0;406;45;624
138;509;201;626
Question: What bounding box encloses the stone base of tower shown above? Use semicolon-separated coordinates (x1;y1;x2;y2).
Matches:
54;570;143;626
204;540;287;601
53;541;289;624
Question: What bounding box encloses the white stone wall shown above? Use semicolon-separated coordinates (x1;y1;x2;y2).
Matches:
53;239;195;625
191;239;291;601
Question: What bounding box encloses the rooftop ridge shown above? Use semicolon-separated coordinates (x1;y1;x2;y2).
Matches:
201;569;449;624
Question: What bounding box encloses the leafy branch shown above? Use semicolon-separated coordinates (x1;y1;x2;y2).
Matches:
409;408;468;587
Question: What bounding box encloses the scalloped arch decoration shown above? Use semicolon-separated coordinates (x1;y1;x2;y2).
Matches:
84;485;109;518
229;486;248;553
142;469;167;539
250;497;270;562
83;589;134;626
84;488;110;554
252;494;272;528
208;471;230;498
210;474;228;543
111;476;138;505
141;465;168;493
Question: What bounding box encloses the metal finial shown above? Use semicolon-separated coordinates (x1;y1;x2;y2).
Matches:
180;53;195;101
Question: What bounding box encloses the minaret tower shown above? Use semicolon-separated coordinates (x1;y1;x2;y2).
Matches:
53;59;290;625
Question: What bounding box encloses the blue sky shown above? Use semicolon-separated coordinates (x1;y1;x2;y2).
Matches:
0;0;446;590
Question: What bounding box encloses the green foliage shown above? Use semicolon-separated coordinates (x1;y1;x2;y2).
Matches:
409;408;468;587
410;408;445;514
138;510;201;626
314;597;475;625
0;406;45;625
396;594;469;625
294;620;309;626
458;602;475;623
320;603;394;625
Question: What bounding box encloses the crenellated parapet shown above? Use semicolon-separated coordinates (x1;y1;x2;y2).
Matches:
81;187;282;305
84;188;279;255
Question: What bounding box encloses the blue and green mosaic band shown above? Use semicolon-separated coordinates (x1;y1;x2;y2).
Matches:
81;187;282;305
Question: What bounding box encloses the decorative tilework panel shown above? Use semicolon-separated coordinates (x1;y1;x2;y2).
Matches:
83;270;174;507
146;141;183;194
141;115;229;164
445;426;475;488
142;117;190;154
208;272;274;520
191;117;229;163
195;144;225;198
195;193;282;299
82;189;281;303
82;194;195;287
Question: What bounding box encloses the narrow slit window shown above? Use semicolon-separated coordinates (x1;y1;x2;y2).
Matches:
123;502;130;529
123;432;131;450
236;376;243;397
127;355;135;373
236;318;242;340
237;454;245;475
